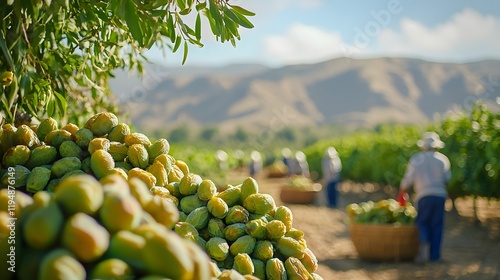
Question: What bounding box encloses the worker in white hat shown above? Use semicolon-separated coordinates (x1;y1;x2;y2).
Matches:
399;131;451;263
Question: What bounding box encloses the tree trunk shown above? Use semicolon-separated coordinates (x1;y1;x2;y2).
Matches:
473;196;480;225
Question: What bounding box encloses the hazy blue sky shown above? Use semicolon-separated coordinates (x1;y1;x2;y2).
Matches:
145;0;500;67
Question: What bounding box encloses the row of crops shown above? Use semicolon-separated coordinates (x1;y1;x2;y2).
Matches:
304;102;500;200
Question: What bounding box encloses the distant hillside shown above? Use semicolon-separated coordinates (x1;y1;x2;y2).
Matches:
109;57;500;132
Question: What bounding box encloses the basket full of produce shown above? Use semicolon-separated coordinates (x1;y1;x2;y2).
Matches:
280;175;322;204
346;199;419;262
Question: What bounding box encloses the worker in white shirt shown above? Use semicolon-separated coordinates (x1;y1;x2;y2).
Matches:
399;132;451;263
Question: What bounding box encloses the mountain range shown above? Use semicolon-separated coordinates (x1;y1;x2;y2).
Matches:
109;57;500;133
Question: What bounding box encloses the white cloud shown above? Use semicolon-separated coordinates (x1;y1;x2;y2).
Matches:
264;23;347;65
374;9;500;60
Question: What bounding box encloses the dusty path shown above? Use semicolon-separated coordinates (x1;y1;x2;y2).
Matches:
227;171;500;280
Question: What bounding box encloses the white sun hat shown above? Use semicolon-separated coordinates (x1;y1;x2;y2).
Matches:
417;132;445;150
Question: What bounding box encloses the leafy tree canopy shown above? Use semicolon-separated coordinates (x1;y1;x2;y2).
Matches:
0;0;254;125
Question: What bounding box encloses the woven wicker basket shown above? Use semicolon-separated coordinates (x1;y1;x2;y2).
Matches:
349;223;419;262
279;184;322;204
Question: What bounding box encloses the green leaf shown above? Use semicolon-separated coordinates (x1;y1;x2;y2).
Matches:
167;13;176;43
195;13;201;41
179;8;192;15
123;0;144;46
231;10;254;29
54;91;67;117
173;35;182;52
195;2;206;11
230;5;255;16
176;0;186;11
208;1;221;34
182;41;188;65
0;30;16;72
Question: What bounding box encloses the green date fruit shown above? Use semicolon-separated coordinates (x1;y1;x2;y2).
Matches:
217;186;241;207
127;144;149;169
108;123;130;143
100;192;142;233
38;249;86;280
2;165;30;188
300;248;319;274
124;132;152;147
266;220;286;240
252;240;274;262
230;235;256;256
147;138;170;163
90;258;133;280
44;129;72;148
225;205;249;225
26;166;51;193
88;137;110;154
59;141;83;159
23;200;64;250
91;149;115;179
180;194;206;214
285;257;313;280
144;196;179;229
54;175;104;215
198;179;217;201
206;237;229;262
13;125;40;148
74;128;94;149
233;253;254;276
174;221;200;243
62;212;110;262
2;145;30;167
37;118;58;141
207;196;229;219
179;173;202;196
224;223;247;242
246;218;268;240
51;157;81;178
252;258;266;280
243;193;276;215
185;206;210;230
108;230;146;270
266;258;286;280
277;236;306;259
274;206;293;232
85;112;118;136
240;177;259;203
207;218;226;239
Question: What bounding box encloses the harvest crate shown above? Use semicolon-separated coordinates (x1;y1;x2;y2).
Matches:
349;222;419;262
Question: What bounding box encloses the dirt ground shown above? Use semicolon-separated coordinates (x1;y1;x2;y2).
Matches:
227;171;500;280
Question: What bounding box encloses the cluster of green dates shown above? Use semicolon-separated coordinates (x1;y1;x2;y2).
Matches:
346;199;418;225
0;112;323;279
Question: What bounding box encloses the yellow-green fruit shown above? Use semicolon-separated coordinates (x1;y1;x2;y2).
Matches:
246;218;268;240
230;235;256;256
88;137;110;154
81;157;92;174
74;128;94;149
185;206;210;230
224;223;247;242
54;175;103;215
85;112;118;136
277;236;306;259
146;160;167;187
91;149;115;179
115;161;133;172
184;238;215;280
179;173;202;196
252;258;266;280
154;154;173;171
127;144;149;169
166;181;181;197
13;125;40;148
233;253;254;276
59;141;83;159
108;230;146;270
206;237;229;261
285;228;305;244
175;160;189;175
38;249;86;280
2;165;30;188
51;157;81;178
221;254;235;270
128;168;156;189
218;269;246;280
285;257;313;280
266;220;286;240
44;129;72;148
300;248;318;274
62;123;79;135
90;258;133;280
144;196;179;229
240;177;259;203
225;205;250;225
274;206;293;232
168;165;184;183
46;179;60;193
62;212;110;262
128;178;153;208
100;192;142;233
243;193;276;215
108;141;128;161
207;218;226;239
23;200;64;249
26;166;51;193
37;118;58;141
124;132;152;147
207;196;229;219
180;194;206;214
0;70;13;86
0;124;16;154
218;186;241;207
252;240;274;262
198;179;217;201
2;145;30;167
100;174;131;196
266;258;286;280
174;221;200;243
147;138;170;163
106;168;128;181
108;123;130;143
0;189;33;217
142;225;194;279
